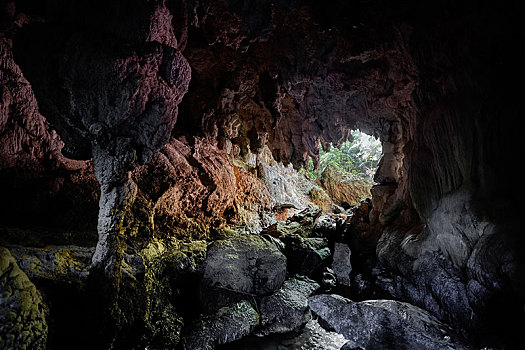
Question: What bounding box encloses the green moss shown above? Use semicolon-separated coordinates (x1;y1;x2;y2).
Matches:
0;248;48;350
138;242;205;348
233;159;256;173
210;227;239;240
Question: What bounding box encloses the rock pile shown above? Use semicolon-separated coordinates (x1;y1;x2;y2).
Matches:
0;201;490;349
176;206;481;349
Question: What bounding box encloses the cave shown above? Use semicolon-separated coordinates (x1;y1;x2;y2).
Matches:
0;0;524;349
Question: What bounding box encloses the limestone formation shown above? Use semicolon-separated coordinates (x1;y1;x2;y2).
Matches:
0;1;523;349
13;0;191;275
320;167;372;208
0;248;48;349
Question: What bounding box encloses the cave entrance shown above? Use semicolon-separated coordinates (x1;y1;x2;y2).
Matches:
302;129;382;212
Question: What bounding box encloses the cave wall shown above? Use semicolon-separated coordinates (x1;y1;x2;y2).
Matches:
1;0;524;346
375;2;525;346
2;0;416;237
0;30;99;233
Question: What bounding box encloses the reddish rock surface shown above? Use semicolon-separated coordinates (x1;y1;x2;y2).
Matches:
319;167;372;208
133;137;273;239
0;36;98;233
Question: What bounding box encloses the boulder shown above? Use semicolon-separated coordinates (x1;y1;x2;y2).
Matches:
340;342;364;350
289;207;322;233
320;268;337;290
201;235;287;309
312;215;339;238
262;207;322;238
280;234;330;277
258;275;320;335
263;221;304;238
309;294;473;350
331;243;352;286
221;319;348;350
183;300;259;350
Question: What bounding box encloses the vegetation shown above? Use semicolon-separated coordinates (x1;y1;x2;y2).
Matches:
300;130;382;181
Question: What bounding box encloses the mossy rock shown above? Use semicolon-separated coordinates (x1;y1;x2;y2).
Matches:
0;247;48;350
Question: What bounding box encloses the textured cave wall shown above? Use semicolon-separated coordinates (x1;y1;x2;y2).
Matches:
179;0;416;167
132;137;275;240
10;0;193;275
0;26;99;233
1;0;524;347
375;2;525;346
2;0;417;240
174;0;420;240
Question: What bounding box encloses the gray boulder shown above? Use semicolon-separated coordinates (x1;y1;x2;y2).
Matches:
331;243;352;286
312;214;339;239
201;235;287;310
223;319;349;350
309;294;473;350
321;268;337;290
202;235;286;295
183;300;259;350
258;275;320;335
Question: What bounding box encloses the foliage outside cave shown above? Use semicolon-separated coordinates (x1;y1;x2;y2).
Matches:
301;130;382;183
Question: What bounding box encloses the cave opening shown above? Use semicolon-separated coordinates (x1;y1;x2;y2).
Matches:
298;129;383;213
300;129;382;212
319;130;382;184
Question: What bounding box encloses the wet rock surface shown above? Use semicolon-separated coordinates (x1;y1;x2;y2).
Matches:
309;294;473;350
222;319;348;350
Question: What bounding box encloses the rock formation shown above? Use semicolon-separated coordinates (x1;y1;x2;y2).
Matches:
1;0;524;349
12;0;192;277
0;248;48;349
201;234;287;309
309;294;473;350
